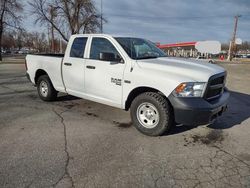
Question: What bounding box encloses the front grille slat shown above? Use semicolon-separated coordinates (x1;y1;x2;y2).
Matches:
209;84;224;90
204;72;226;101
210;76;225;85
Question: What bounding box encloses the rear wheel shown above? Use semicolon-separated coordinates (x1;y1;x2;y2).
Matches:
37;75;58;101
130;92;174;136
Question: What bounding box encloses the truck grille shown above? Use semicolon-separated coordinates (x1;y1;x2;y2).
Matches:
204;72;226;101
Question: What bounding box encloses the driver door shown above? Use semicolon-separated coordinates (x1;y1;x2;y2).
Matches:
84;37;125;107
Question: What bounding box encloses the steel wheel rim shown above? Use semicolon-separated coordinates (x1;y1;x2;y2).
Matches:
136;102;159;129
40;81;48;97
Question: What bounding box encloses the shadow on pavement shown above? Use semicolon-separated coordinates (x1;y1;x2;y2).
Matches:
167;124;196;135
209;90;250;129
167;90;250;135
56;95;80;101
53;90;250;135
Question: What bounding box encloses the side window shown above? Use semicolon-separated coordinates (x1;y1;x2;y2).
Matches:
90;37;120;60
70;37;87;58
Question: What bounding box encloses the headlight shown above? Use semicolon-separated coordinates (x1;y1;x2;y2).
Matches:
173;82;206;97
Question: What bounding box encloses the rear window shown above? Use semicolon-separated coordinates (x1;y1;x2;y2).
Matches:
70;37;87;58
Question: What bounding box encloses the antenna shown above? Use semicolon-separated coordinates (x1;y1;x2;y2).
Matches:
130;38;133;58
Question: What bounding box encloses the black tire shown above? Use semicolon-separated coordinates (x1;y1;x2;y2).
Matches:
37;75;58;101
130;92;174;136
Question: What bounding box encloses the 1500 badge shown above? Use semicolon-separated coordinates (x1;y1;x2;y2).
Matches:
111;78;122;86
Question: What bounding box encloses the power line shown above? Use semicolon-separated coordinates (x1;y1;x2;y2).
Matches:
104;13;250;20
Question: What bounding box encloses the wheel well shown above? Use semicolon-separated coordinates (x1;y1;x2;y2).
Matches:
125;87;165;111
35;69;48;84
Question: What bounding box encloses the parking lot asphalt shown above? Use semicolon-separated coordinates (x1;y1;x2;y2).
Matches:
0;62;250;188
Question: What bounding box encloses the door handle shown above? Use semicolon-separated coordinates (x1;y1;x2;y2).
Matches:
86;65;95;69
64;62;72;66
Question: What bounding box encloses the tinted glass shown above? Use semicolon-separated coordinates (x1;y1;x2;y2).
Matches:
70;37;87;58
90;38;120;60
115;37;166;60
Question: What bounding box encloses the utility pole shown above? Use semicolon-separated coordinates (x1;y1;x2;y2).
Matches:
228;15;241;61
100;0;103;33
59;39;62;53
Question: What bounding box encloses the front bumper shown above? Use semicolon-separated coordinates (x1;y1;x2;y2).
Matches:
169;90;230;125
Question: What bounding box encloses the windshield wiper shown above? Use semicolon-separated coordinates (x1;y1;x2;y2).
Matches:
136;56;158;60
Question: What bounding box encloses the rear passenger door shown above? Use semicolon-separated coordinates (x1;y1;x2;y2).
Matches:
62;37;88;95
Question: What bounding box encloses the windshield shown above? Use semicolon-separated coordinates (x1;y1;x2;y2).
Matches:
115;37;167;60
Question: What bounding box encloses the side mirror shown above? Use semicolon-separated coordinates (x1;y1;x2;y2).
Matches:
99;52;124;64
99;52;116;62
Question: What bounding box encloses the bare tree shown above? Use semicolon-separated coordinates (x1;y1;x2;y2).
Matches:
2;30;56;53
26;32;50;52
0;0;23;60
2;32;16;49
30;0;105;42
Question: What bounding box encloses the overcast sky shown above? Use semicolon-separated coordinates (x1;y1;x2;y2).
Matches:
24;0;250;44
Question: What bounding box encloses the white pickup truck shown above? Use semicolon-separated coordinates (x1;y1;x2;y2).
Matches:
26;34;229;136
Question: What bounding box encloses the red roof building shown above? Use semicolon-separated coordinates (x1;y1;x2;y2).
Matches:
157;42;197;49
157;42;198;57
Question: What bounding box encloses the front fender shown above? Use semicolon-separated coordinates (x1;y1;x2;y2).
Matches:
122;68;187;109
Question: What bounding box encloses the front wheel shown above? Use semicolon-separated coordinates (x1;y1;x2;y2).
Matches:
37;75;58;101
130;92;174;136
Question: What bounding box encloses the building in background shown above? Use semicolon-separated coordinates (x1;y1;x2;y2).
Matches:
157;42;198;57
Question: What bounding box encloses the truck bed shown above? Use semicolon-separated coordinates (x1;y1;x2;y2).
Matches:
26;54;66;92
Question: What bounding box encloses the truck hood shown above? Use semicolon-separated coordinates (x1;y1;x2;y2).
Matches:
136;57;225;82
